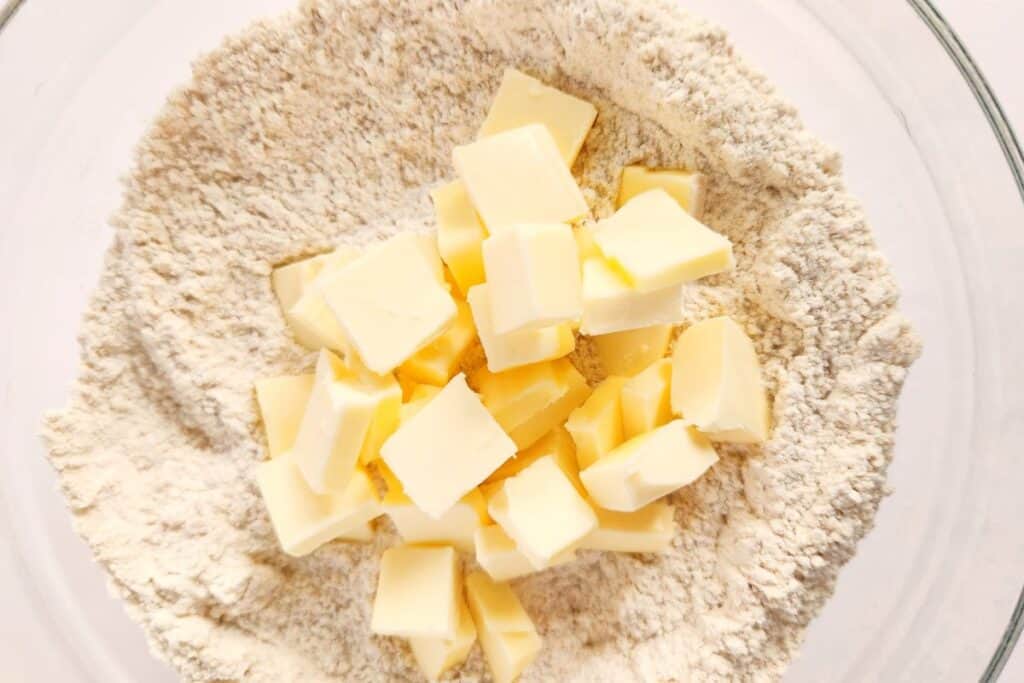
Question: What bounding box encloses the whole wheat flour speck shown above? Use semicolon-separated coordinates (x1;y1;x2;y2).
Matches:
41;0;921;681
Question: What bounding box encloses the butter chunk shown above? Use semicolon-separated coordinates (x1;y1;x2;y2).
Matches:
617;166;705;217
478;68;597;166
671;316;770;443
398;384;442;424
580;501;675;553
255;373;314;458
432;181;487;295
468;284;575;372
580;419;718;512
488;456;596;568
381;374;516;518
472;359;590;451
592;324;674;377
454;124;589;231
383;470;489;553
371;545;459;639
274;247;360;351
321;232;457;374
409;591;477;681
485;426;583;494
482;222;582;334
565;376;628;470
474;524;574;582
271;247;355;314
466;571;542;683
621;359;674;439
257;455;380;557
593;189;733;291
580;257;683;335
399;298;477;386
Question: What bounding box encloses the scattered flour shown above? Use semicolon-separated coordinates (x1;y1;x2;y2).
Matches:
42;0;921;680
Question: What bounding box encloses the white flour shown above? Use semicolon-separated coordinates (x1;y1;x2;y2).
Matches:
42;0;921;680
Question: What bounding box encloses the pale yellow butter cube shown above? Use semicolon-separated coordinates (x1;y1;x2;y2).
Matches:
474;524;575;582
580;257;683;335
271;249;346;313
565;376;628;470
472;359;590;451
321;233;456;374
580;501;675;553
621;358;674;439
409;591;477;681
478;68;598;166
454;124;589;232
592;324;674;377
383;471;489;553
482;223;582;334
273;247;360;351
255;373;314;458
467;284;575;372
580;419;718;512
371;545;459;639
487;456;596;568
593;189;733;291
671;316;770;443
485;426;583;495
380;374;516;518
399;298;477;386
465;571;542;683
257;455;380;557
617;166;705;216
432;181;487;296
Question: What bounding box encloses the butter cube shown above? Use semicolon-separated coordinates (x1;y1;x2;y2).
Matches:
354;368;402;466
271;247;355;314
482;223;582;333
257;455;380;557
592;324;673;377
617;166;705;217
478;68;598;166
593;189;733;291
321;232;457;374
399;298;477;386
474;524;575;582
580;501;675;553
468;284;575;372
580;419;718;512
371;545;459;639
621;359;673;439
381;374;516;518
565;376;628;470
409;591;477;681
382;466;489;552
292;350;379;493
671;316;770;443
454;124;589;231
472;359;590;451
485;426;583;494
432;181;487;296
273;247;360;351
465;571;542;683
255;374;314;458
580;257;683;335
398;384;442;424
488;456;597;568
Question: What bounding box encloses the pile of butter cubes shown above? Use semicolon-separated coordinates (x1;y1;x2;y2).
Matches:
254;68;770;682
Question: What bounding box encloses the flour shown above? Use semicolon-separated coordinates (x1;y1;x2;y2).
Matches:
42;0;920;681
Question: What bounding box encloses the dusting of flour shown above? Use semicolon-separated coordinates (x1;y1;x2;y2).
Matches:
42;1;921;681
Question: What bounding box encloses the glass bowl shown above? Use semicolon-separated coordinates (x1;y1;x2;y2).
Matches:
1;0;1021;680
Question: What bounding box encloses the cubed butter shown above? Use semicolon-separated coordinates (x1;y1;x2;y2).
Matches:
565;376;628;470
371;545;459;639
580;419;718;512
383;470;489;553
592;324;674;377
432;181;487;296
271;247;355;314
468;284;575;372
620;358;673;439
482;222;582;333
257;455;380;557
409;591;477;681
321;232;457;374
671;316;770;443
580;257;683;335
399;298;477;386
485;426;583;495
472;359;590;451
617;166;705;216
487;456;597;568
579;501;675;553
454;124;589;231
478;68;598;166
593;189;733;291
355;368;402;466
398;384;442;424
273;247;360;351
380;374;516;518
255;373;314;458
474;524;575;582
465;571;542;683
